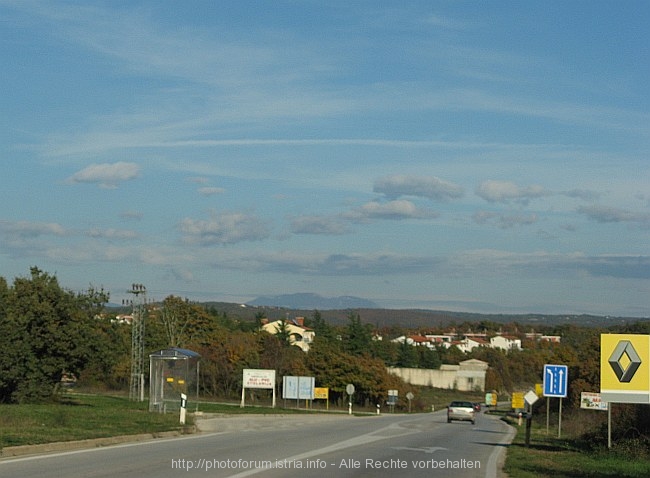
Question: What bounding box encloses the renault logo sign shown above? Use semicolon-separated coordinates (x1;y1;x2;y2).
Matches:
608;340;641;383
601;334;650;404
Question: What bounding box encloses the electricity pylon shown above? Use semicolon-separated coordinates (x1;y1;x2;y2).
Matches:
127;283;147;401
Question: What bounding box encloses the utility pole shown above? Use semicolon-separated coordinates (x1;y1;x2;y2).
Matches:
126;283;147;401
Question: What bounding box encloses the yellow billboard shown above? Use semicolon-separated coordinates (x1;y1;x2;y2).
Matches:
314;387;329;400
600;334;650;404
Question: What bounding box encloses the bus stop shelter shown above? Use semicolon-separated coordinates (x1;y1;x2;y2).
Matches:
149;348;200;413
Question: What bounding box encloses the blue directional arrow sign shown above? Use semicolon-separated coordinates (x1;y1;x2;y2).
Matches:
543;364;568;398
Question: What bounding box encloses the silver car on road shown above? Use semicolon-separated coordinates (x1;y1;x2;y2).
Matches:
447;400;476;424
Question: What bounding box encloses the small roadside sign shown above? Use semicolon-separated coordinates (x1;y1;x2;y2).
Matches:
543;364;568;398
525;390;539;406
314;387;328;400
580;392;608;411
512;392;525;409
387;389;398;404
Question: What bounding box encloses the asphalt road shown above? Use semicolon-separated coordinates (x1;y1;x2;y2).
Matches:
0;410;515;478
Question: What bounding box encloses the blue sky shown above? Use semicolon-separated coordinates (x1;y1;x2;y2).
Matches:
1;1;649;316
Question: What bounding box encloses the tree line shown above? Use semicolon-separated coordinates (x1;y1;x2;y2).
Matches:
1;267;649;419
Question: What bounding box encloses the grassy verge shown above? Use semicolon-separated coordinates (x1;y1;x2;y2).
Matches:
0;388;486;449
414;387;484;412
502;416;650;478
0;393;185;448
0;391;362;448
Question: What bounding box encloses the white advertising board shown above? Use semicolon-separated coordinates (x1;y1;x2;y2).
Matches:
243;369;276;389
580;392;608;411
241;369;276;408
282;376;315;399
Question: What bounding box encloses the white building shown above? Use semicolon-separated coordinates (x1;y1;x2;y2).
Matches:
261;317;314;352
490;335;522;351
388;359;488;392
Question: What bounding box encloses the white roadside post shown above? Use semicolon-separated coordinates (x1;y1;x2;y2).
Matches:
180;393;188;425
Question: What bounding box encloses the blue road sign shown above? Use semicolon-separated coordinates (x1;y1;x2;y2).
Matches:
543;364;568;398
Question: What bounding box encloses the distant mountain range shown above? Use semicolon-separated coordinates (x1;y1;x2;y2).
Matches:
107;294;649;329
246;293;379;310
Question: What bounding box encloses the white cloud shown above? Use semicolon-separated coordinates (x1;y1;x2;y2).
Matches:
86;228;139;240
290;216;350;235
216;250;443;276
120;210;144;221
0;220;66;238
344;200;439;222
473;211;538;229
197;187;226;196
476;180;549;204
577;204;650;226
67;162;140;188
179;212;270;245
374;174;464;201
563;189;602;201
450;249;650;281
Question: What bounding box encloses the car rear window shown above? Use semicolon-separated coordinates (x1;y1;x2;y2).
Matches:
450;401;473;407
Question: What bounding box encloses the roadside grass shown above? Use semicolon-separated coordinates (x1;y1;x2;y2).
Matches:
196;386;484;415
414;387;484;413
0;387;486;449
197;400;328;414
0;393;184;448
502;416;650;478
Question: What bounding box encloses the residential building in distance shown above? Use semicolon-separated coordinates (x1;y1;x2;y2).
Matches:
261;317;315;352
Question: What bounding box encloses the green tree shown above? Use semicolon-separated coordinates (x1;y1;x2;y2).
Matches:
272;319;298;346
343;311;373;355
417;346;442;369
311;309;336;343
0;267;109;402
396;341;418;367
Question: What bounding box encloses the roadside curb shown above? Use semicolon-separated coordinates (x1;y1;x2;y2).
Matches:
0;429;194;459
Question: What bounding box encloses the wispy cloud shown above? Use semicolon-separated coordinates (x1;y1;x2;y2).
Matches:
218;250;443;276
473;211;539;229
562;189;602;201
290;216;350;235
67;162;140;189
86;227;139;240
197;187;226;197
577;204;650;226
344;200;439;222
0;220;66;238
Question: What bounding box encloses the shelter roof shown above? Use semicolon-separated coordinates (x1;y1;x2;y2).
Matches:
149;347;200;358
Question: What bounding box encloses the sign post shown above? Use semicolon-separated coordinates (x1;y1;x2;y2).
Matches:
241;369;276;408
600;334;650;449
282;376;315;408
314;387;329;410
406;392;414;413
543;364;568;438
524;390;539;447
387;389;398;413
346;383;355;415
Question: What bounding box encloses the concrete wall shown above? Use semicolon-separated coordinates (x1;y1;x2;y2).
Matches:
388;359;488;392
